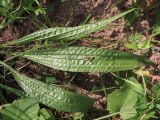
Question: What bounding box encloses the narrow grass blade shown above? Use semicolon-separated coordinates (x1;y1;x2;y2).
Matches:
0;84;25;97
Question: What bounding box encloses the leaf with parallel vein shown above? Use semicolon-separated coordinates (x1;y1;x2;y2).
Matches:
0;61;94;112
22;47;152;72
2;9;135;46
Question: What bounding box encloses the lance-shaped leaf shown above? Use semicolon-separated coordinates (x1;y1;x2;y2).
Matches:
22;47;152;72
0;61;94;112
1;98;40;120
3;9;134;46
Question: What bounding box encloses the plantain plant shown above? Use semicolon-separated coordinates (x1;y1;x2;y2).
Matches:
0;9;157;120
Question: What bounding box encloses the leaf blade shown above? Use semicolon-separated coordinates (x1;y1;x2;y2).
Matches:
0;61;94;112
107;77;143;119
1;98;40;120
23;47;151;72
3;9;135;46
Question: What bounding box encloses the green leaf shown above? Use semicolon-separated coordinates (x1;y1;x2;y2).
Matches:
42;74;57;84
107;77;143;119
35;8;46;15
124;5;140;26
129;110;156;120
151;84;160;99
39;108;55;120
73;112;86;120
0;0;36;30
125;32;142;50
0;83;25;97
22;47;152;72
0;0;13;16
152;9;160;34
128;87;157;120
3;9;135;46
1;98;39;120
0;61;94;112
125;43;138;50
138;37;152;49
129;104;156;120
